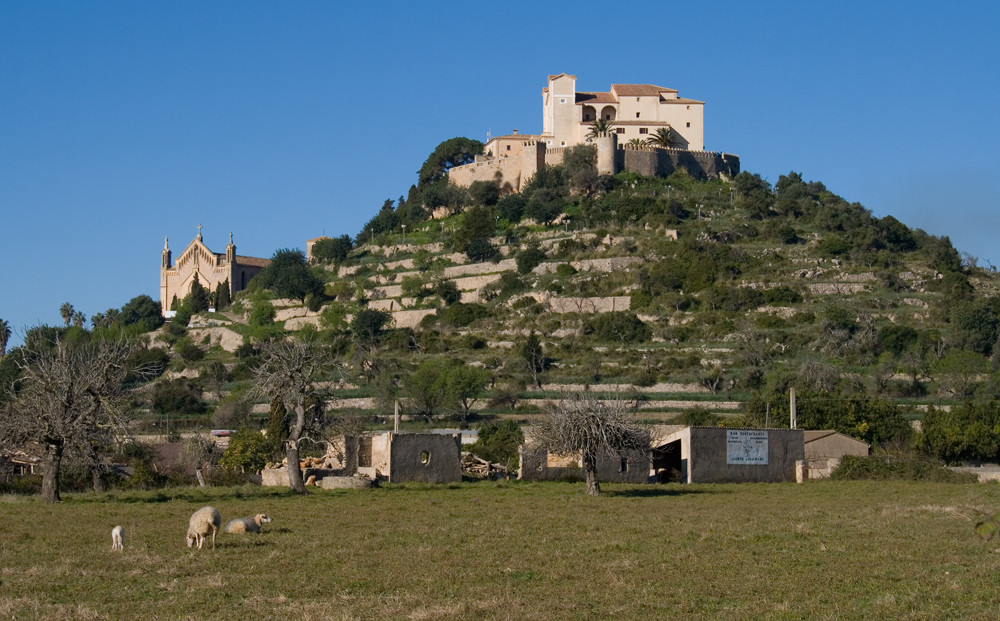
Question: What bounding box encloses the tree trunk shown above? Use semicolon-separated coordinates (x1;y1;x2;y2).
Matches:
91;464;106;493
582;451;601;496
41;441;64;503
286;403;308;494
286;440;307;493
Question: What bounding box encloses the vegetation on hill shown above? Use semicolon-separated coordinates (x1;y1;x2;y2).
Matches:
6;136;1000;491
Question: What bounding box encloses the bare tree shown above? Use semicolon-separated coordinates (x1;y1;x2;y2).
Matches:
0;318;10;357
0;338;144;502
248;337;338;493
533;393;648;496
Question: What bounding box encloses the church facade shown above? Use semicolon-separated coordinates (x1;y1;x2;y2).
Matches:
159;227;270;312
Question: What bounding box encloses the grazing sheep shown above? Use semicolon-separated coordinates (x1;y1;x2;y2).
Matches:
186;506;221;549
111;525;124;551
225;514;271;534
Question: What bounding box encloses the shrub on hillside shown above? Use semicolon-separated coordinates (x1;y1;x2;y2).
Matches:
516;244;547;274
584;312;651;344
438;303;489;328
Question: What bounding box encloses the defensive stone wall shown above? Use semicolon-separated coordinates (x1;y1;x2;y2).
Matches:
621;146;740;180
449;140;739;192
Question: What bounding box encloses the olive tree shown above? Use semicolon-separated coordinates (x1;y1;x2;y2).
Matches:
247;337;338;493
0;338;147;502
533;393;647;496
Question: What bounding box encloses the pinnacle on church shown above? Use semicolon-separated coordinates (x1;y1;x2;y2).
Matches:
196;224;203;241
163;236;169;250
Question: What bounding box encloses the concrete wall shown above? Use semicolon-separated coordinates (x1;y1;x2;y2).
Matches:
518;444;649;484
388;433;462;483
803;431;869;460
658;427;804;484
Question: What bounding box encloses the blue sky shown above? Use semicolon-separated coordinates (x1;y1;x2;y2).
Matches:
2;1;998;346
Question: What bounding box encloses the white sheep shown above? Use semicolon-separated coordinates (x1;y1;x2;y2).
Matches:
186;506;221;549
111;525;124;551
225;513;271;534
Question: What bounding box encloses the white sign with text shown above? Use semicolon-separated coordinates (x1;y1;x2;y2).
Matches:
727;430;769;465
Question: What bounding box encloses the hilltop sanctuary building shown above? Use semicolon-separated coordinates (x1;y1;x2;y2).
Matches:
159;226;270;312
448;73;739;192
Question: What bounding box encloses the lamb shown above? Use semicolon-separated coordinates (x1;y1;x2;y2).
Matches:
111;525;124;551
225;513;271;534
186;506;221;549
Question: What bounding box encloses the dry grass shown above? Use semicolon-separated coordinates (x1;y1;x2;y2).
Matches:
1;480;1000;619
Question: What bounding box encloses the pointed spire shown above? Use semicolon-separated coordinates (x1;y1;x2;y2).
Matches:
161;235;172;269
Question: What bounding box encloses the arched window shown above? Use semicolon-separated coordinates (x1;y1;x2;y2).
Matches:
581;105;596;122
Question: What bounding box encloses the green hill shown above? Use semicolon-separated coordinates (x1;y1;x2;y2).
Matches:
8;146;1000;467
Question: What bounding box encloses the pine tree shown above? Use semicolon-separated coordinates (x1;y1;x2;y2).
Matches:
187;274;210;313
215;279;231;310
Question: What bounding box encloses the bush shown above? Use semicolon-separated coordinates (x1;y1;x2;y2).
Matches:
468;420;524;472
676;407;722;426
435;280;462;306
248;301;276;327
516;245;547;274
219;429;272;474
176;340;205;362
831;455;976;482
555;263;577;278
152;378;205;417
439;303;490;328
585;312;652;343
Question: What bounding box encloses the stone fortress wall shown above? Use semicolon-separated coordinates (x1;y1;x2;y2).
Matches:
448;134;739;192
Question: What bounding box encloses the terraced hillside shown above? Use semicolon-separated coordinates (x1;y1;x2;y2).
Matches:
138;165;1000;452
10;153;1000;475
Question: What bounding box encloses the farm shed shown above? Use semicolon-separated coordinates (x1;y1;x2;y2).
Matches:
652;427;804;484
801;430;869;480
517;428;651;484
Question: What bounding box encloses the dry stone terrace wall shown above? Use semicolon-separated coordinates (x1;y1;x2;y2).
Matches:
186;326;244;353
391;309;437;329
518;294;632;314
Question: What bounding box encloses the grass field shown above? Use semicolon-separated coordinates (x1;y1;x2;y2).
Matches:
2;480;1000;620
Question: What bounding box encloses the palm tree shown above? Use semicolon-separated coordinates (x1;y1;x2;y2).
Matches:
0;319;10;357
647;126;677;148
59;302;74;326
586;118;613;140
626;138;645;147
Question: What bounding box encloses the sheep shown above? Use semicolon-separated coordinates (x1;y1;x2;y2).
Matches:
111;525;124;551
225;514;271;534
186;506;221;549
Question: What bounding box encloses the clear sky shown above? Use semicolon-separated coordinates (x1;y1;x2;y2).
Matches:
2;1;998;346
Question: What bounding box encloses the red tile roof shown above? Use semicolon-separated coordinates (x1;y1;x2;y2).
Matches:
236;255;271;268
611;84;678;97
576;92;618;104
